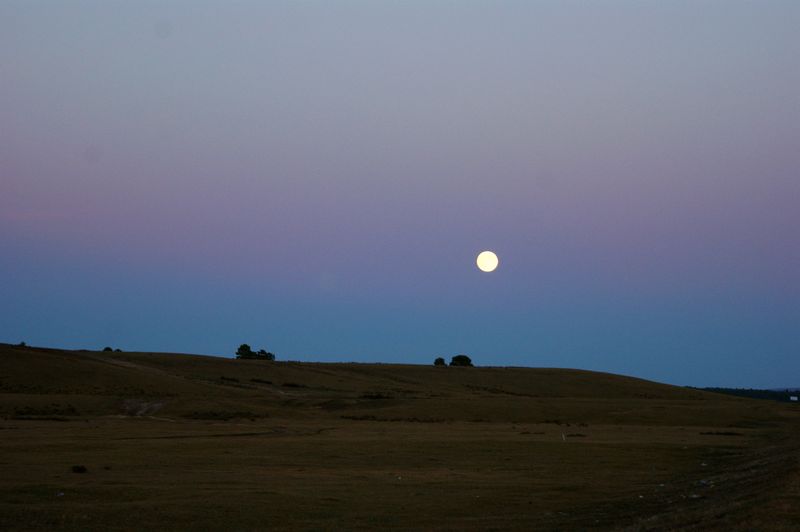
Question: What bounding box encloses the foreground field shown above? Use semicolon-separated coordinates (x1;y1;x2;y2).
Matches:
1;344;798;530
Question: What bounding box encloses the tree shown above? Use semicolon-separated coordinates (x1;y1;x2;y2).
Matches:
257;349;276;361
236;344;275;360
449;354;473;367
102;346;113;352
434;357;446;366
236;344;255;359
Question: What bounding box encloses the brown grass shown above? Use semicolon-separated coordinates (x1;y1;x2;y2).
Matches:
1;343;798;530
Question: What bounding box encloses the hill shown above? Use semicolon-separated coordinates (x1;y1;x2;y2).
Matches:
2;343;799;530
0;343;768;425
701;387;800;403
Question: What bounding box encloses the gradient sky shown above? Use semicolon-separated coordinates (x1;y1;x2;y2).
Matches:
2;1;798;387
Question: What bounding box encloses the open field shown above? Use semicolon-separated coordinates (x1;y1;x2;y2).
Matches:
1;343;799;530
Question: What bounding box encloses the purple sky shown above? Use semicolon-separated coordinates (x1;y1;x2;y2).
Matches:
2;1;798;387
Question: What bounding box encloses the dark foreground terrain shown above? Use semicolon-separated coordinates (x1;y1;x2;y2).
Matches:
1;343;798;530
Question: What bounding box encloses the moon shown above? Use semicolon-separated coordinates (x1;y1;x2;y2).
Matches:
476;250;499;272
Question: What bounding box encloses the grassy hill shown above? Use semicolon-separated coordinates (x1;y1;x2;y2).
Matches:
0;343;775;425
2;343;799;530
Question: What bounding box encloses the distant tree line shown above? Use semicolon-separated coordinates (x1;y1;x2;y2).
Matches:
698;387;798;403
236;344;275;361
434;355;473;367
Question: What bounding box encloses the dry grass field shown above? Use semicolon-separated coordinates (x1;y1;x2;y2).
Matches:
1;343;798;530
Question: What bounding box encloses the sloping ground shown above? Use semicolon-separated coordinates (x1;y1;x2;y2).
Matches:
1;343;799;530
623;439;800;531
1;343;708;400
0;343;785;426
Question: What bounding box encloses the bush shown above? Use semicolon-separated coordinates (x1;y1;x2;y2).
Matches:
18;341;26;347
434;357;446;366
450;355;473;367
257;349;276;361
236;344;276;360
236;344;254;358
102;346;113;352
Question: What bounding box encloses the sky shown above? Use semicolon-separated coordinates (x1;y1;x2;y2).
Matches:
1;1;798;388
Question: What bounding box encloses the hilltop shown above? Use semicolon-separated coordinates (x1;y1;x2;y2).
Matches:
2;343;799;530
0;343;768;426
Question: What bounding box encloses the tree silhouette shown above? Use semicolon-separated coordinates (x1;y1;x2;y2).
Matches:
257;349;276;361
236;344;255;359
236;344;276;360
449;355;473;367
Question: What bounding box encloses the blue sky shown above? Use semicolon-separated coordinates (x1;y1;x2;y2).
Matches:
2;1;798;387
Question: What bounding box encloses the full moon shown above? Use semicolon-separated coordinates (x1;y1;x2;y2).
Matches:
476;250;499;272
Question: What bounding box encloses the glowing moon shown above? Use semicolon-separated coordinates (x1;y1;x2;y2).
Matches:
476;251;499;272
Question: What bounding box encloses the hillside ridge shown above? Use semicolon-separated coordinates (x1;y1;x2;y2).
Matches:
1;342;763;427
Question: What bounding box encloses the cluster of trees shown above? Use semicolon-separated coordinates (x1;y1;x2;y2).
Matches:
434;355;473;367
236;344;275;361
699;387;799;403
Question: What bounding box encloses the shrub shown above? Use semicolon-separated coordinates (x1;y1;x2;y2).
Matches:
18;341;26;347
102;346;113;352
236;344;254;359
236;344;275;360
434;357;446;366
450;354;473;367
257;349;276;361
